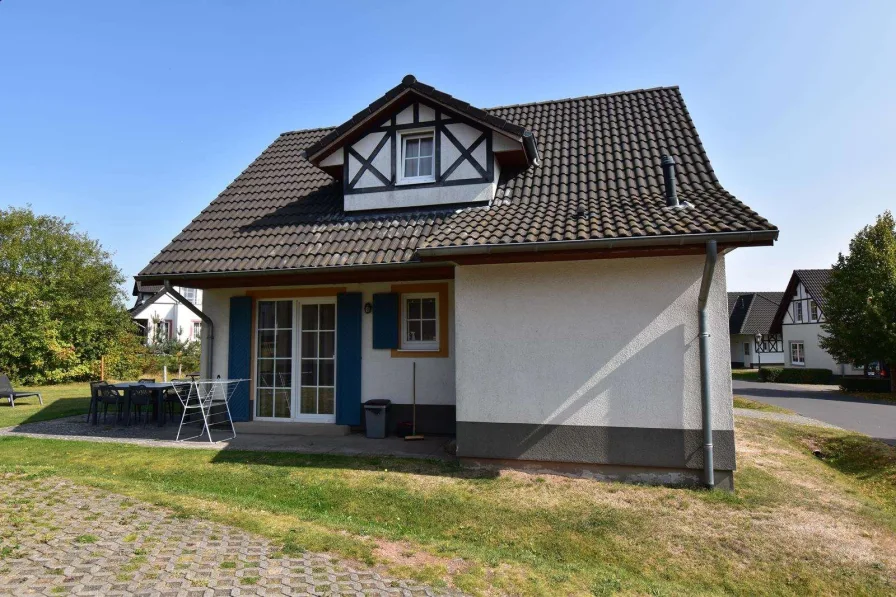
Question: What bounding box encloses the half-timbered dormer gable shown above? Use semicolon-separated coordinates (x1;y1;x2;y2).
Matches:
305;75;539;212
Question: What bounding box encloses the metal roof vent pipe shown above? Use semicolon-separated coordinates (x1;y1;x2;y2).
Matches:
661;155;679;207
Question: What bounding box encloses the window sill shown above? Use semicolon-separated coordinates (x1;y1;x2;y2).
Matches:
396;177;436;186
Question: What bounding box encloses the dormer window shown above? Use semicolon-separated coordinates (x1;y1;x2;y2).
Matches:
399;130;435;184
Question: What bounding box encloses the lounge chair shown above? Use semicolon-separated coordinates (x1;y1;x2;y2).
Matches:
0;374;43;408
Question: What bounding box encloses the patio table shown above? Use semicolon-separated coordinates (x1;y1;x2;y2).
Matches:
111;381;179;427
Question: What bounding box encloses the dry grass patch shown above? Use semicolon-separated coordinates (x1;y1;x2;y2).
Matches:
733;396;794;413
2;419;896;595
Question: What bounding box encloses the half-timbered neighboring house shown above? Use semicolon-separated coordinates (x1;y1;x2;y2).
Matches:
770;269;869;375
728;292;785;368
135;75;778;489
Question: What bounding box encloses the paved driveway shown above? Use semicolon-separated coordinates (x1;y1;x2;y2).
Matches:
733;380;896;445
0;474;461;596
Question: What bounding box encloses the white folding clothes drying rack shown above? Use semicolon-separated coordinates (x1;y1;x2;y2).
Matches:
169;379;247;443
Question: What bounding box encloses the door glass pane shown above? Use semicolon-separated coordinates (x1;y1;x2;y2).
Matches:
258;359;274;387
257;389;274;418
258;302;275;329
258;330;275;358
274;389;291;418
302;332;318;358
301;360;316;385
276;330;292;357
319;360;335;386
275;360;292;388
301;387;316;414
319;332;335;358
276;301;292;328
320;304;336;330
318;388;334;415
302;304;319;331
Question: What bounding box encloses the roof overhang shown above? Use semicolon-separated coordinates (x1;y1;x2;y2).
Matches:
416;229;779;260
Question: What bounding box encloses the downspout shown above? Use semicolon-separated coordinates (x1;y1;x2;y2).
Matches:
163;280;214;378
697;241;718;488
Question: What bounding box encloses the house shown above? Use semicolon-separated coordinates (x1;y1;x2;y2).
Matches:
135;76;778;489
770;269;867;375
130;281;204;344
728;292;785;368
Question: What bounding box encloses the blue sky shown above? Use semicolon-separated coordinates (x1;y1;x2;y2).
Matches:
1;1;894;295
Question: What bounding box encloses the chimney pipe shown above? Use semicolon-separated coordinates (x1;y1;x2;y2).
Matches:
661;155;678;207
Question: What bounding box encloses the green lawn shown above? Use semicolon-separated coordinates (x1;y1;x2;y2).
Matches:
2;416;896;594
731;368;759;381
733;395;795;414
0;382;90;428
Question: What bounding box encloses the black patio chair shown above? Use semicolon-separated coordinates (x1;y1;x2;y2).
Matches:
87;381;108;422
138;378;156;383
165;380;191;420
97;384;124;424
129;384;154;427
0;374;43;408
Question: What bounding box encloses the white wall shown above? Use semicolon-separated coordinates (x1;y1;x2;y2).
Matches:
201;281;455;410
782;322;843;372
454;255;733;432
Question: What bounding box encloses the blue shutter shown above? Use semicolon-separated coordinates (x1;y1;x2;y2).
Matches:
372;293;400;349
228;296;252;422
336;292;362;426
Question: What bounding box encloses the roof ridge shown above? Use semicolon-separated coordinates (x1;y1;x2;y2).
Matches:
276;86;683;138
484;85;681;111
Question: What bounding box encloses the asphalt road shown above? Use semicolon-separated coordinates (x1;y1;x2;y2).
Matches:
733;379;896;446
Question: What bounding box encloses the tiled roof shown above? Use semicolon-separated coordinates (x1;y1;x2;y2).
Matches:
795;269;832;309
138;83;777;278
729;292;785;335
728;293;752;333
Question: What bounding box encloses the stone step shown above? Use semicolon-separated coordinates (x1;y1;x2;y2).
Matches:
233;421;351;436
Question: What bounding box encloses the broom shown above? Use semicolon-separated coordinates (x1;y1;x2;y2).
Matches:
405;361;424;441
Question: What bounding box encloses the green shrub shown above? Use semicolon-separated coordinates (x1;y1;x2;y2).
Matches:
839;377;892;393
758;367;833;384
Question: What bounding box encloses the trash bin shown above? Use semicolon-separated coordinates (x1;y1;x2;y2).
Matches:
363;399;391;439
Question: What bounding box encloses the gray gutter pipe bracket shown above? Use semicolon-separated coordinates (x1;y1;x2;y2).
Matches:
163;280;215;377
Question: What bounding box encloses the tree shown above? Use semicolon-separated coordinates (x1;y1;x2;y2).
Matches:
820;211;896;391
0;206;133;383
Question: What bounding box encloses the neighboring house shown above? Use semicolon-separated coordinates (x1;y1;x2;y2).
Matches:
728;292;785;368
135;76;778;489
770;269;866;375
130;281;204;344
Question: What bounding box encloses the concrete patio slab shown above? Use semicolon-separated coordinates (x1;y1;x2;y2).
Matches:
0;415;455;460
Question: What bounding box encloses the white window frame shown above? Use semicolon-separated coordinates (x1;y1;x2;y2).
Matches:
191;321;201;339
397;128;436;185
809;300;819;322
744;342;751;356
400;292;439;351
790;341;805;366
180;287;198;302
795;301;803;323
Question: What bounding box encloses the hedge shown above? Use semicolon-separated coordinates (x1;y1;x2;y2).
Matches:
758;367;833;384
839;377;892;393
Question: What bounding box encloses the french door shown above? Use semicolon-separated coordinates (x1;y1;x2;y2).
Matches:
255;298;336;422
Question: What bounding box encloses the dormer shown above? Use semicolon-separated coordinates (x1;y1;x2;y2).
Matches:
305;75;540;212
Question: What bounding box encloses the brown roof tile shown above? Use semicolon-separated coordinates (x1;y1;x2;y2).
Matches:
139;85;776;278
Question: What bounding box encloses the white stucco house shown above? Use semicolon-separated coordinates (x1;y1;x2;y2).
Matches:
728;292;785;368
130;281;204;344
770;269;868;375
135;76;778;489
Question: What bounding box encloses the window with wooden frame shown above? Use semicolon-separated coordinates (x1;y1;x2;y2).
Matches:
391;282;449;358
399;130;435;184
401;294;438;351
790;341;805;366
